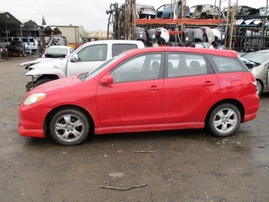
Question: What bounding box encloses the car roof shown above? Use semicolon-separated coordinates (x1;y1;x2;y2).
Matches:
123;47;238;58
256;49;269;53
80;40;145;48
47;45;71;49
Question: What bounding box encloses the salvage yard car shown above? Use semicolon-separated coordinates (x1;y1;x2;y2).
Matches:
156;2;190;19
18;47;260;146
20;45;74;68
190;4;220;19
24;40;145;91
136;3;156;19
240;49;269;96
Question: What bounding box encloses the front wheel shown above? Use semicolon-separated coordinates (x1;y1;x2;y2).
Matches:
49;109;90;145
207;104;241;137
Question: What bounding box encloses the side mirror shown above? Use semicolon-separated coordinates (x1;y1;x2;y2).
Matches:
71;53;79;62
99;75;114;85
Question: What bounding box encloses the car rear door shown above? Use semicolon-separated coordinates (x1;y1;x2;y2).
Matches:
163;52;220;123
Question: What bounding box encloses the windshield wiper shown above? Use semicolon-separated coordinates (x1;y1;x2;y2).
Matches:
243;58;260;65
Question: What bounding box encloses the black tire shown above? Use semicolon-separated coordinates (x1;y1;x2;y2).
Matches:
207;104;241;137
33;78;55;88
49;109;90;146
256;80;263;96
200;13;207;19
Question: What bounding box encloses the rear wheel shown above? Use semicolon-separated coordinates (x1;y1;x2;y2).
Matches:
49;109;90;146
207;104;241;137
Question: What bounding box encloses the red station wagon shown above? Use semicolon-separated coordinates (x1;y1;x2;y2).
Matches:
18;47;260;145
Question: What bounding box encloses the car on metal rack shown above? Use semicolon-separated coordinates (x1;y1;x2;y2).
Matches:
18;47;259;146
156;2;190;19
190;4;221;19
259;6;269;17
223;5;260;19
136;3;156;19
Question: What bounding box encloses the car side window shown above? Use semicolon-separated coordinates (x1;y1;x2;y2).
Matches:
167;53;207;78
111;53;162;83
212;56;244;72
77;44;107;62
112;44;138;57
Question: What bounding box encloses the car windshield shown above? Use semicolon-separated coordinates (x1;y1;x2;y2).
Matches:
241;52;269;64
46;48;68;55
164;4;172;9
86;53;125;80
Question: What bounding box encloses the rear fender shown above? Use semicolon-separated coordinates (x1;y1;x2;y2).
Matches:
26;68;65;79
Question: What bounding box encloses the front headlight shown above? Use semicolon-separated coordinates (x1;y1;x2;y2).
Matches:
24;93;46;106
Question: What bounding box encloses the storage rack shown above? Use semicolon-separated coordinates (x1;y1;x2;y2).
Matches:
107;0;269;50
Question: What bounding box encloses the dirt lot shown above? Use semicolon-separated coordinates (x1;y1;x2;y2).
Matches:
0;55;269;202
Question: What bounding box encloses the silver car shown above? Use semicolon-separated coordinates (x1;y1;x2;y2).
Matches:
190;4;220;19
136;3;156;19
241;50;269;96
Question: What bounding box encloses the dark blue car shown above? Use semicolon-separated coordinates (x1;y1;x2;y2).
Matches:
156;3;190;19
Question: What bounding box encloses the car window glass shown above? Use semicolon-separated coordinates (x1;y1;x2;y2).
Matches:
111;53;162;83
167;53;207;78
242;52;269;64
77;44;107;62
212;56;244;72
112;44;138;57
47;48;68;54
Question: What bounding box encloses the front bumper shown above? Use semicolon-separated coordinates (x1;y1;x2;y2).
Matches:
18;121;45;138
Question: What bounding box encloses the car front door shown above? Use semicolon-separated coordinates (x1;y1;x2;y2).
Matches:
96;53;164;127
67;44;108;76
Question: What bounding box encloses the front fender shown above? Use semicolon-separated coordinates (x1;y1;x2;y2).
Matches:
26;68;66;79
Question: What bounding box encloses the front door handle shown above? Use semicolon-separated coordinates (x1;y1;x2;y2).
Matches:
148;85;161;91
203;81;215;86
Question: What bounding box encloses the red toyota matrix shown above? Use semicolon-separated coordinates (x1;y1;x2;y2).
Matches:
18;47;260;145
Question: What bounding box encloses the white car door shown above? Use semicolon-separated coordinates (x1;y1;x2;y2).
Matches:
67;44;108;76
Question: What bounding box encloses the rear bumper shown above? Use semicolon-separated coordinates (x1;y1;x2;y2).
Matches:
241;94;260;123
243;112;258;122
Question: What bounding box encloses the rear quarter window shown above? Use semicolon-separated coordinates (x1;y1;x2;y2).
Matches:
112;44;138;57
207;55;249;73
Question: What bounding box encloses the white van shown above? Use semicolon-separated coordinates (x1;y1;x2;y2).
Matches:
0;37;21;48
22;37;38;53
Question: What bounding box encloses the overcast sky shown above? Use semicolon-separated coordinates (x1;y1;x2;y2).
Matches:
1;0;265;31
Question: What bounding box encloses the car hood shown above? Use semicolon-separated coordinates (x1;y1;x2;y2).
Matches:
29;58;67;69
20;58;58;66
31;75;82;93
